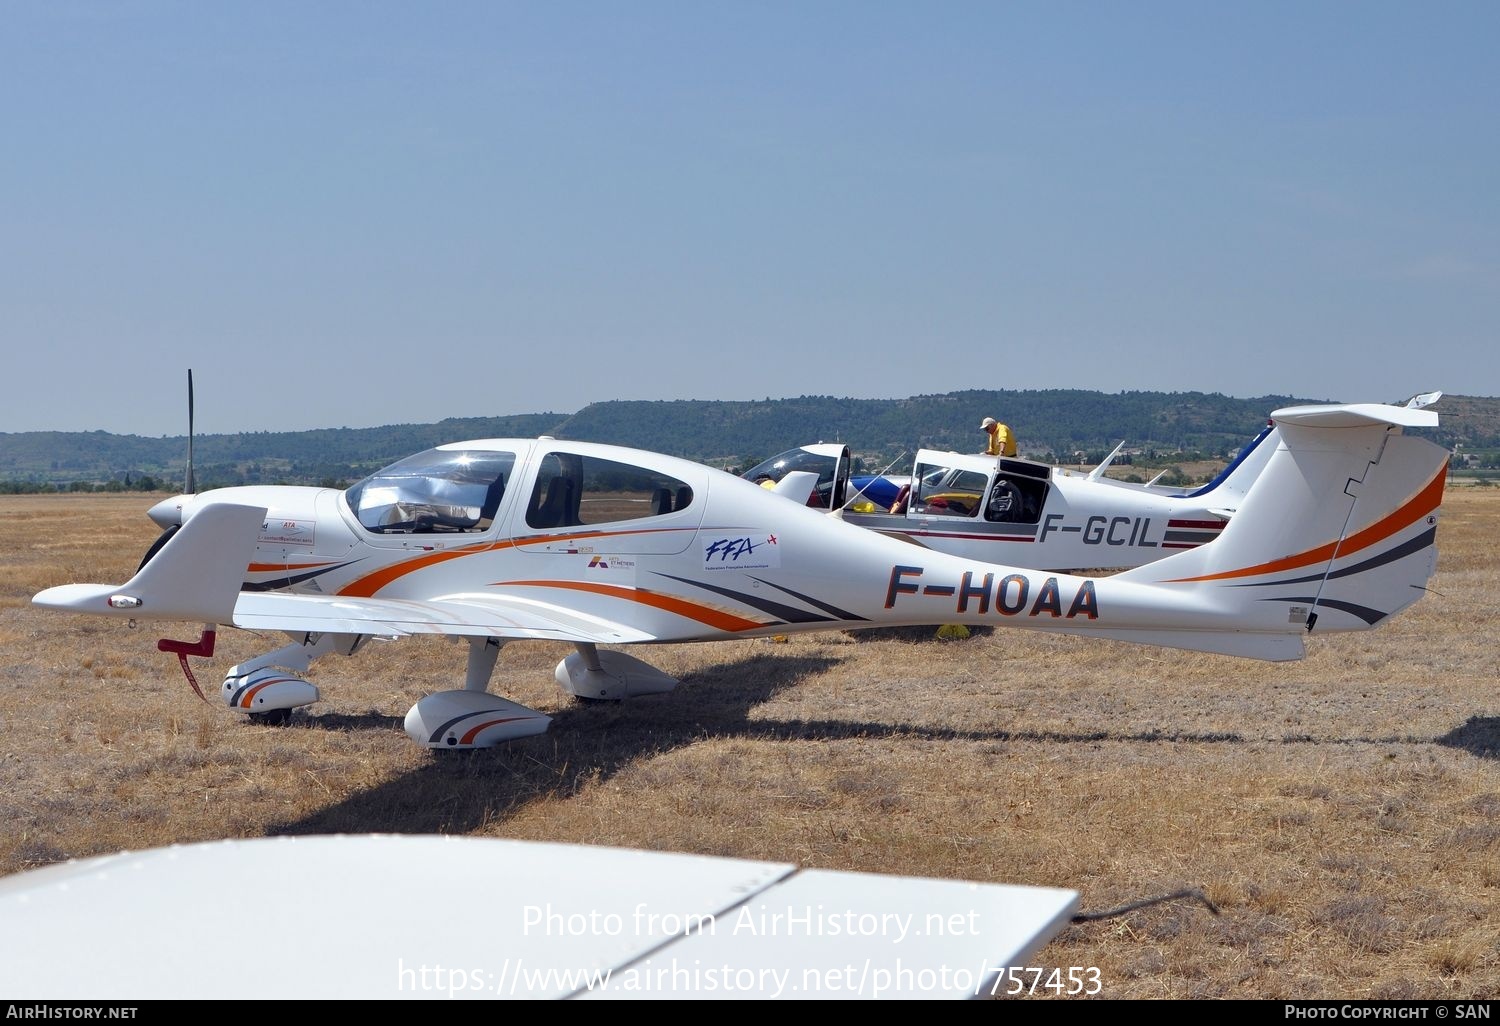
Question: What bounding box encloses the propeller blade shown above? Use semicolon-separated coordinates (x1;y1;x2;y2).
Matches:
186;368;196;495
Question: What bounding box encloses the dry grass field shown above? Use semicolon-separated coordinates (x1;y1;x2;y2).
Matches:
2;488;1497;1000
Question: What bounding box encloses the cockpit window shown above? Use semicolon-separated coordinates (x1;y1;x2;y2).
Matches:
912;461;988;518
527;452;693;529
742;448;836;489
345;449;516;533
740;446;847;508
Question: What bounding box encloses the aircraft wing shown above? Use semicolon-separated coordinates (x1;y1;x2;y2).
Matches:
232;591;660;644
0;835;1080;1000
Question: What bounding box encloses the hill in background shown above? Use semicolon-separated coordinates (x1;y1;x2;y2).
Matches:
3;388;1495;490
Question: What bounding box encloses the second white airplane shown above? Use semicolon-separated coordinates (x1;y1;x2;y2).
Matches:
745;392;1442;572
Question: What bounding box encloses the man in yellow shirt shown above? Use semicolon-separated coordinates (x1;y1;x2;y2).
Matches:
981;417;1017;457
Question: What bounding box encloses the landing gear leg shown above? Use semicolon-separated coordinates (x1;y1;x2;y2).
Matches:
222;633;367;721
568;643;616;704
466;637;505;691
402;637;551;749
554;643;679;702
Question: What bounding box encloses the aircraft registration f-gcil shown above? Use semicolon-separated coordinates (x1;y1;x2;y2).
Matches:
32;398;1448;749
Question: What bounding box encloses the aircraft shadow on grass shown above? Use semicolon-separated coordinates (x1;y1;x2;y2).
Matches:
1436;716;1500;761
268;654;1499;837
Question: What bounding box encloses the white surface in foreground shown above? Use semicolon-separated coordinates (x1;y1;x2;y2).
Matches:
0;834;1078;1000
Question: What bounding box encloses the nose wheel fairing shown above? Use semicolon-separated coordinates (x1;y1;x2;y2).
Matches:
225;667;320;720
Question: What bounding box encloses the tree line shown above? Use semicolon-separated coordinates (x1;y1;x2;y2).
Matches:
3;389;1494;492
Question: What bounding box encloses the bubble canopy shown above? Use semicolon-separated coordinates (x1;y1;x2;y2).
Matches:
345;448;515;533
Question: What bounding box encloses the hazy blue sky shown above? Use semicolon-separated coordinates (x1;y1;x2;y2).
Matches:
4;2;1495;436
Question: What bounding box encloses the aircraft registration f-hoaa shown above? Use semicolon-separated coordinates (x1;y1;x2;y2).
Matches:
32;398;1448;749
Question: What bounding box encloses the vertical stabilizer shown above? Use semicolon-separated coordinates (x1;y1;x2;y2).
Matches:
1117;404;1446;636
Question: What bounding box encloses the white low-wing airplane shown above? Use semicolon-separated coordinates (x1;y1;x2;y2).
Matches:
32;399;1448;749
744;391;1444;573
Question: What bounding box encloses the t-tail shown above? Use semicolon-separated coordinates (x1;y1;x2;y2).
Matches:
1074;401;1446;660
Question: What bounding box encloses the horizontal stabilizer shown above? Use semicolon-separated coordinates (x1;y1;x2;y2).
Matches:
1270;401;1438;430
771;470;819;500
32;503;266;623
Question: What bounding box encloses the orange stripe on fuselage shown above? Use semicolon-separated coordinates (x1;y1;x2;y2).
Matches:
337;539;518;597
1167;464;1446;583
334;526;696;598
503;579;768;633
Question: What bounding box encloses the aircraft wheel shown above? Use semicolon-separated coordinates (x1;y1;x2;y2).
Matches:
250;708;293;726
